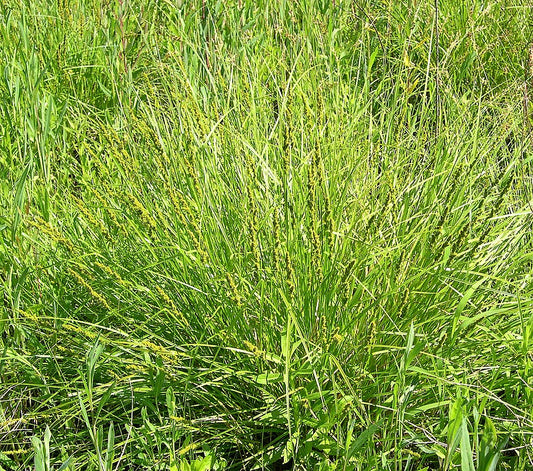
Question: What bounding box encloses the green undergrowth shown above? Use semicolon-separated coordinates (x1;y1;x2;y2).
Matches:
1;0;532;469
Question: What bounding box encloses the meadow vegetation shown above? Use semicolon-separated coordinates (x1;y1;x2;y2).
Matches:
1;0;533;469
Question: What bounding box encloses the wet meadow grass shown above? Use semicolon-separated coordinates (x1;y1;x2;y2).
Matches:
1;0;533;469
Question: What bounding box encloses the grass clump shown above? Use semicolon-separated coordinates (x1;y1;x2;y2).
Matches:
1;0;533;469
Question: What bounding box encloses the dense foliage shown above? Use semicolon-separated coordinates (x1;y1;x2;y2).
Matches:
1;0;532;469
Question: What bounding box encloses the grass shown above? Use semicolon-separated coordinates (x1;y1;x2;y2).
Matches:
1;0;533;469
